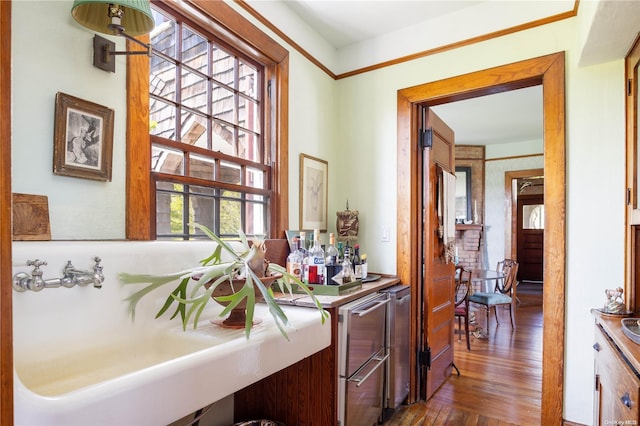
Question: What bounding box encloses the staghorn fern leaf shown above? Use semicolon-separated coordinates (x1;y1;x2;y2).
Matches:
119;223;328;339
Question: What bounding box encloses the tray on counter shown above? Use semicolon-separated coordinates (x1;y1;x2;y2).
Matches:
621;318;640;345
288;279;362;296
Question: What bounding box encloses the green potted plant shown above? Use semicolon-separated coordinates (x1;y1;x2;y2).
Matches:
118;223;328;339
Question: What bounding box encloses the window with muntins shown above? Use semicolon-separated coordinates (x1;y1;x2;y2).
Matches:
149;5;270;239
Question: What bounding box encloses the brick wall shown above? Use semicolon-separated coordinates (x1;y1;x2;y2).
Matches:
456;224;483;270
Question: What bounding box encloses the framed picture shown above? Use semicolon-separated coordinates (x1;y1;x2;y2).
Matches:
53;92;114;181
299;154;328;231
285;229;313;252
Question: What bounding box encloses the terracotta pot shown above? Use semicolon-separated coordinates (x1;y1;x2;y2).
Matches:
202;272;283;328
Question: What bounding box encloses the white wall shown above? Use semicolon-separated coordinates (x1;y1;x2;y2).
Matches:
12;1;128;239
10;1;628;424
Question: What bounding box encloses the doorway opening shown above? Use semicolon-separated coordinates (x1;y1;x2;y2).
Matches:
396;52;565;424
506;168;545;283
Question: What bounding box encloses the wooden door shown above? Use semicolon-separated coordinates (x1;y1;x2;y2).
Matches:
517;194;544;282
420;109;456;400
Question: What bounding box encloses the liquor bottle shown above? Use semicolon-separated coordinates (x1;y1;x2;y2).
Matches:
337;241;344;263
343;241;351;265
298;231;309;283
325;233;340;285
307;229;325;284
352;244;362;279
360;253;368;280
339;257;355;284
286;238;303;283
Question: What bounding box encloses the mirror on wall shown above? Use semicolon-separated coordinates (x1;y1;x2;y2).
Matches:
454;145;484;225
455;166;472;222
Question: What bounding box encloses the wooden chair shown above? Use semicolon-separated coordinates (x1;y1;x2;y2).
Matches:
454;266;472;350
468;259;518;332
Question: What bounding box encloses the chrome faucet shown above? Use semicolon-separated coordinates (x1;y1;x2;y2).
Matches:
13;257;104;292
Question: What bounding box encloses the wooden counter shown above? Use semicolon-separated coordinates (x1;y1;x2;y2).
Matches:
592;309;640;424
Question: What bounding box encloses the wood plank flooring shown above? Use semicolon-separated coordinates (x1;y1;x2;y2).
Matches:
383;283;543;425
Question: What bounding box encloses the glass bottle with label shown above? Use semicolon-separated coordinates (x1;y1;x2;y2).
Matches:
352;244;362;279
298;231;309;283
325;233;340;285
286;238;303;283
360;253;368;280
308;229;325;284
343;241;351;265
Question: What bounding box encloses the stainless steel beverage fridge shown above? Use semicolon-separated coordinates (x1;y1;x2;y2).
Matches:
337;293;389;426
380;285;411;420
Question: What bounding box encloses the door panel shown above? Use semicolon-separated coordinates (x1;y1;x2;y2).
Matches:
421;109;456;400
517;194;544;282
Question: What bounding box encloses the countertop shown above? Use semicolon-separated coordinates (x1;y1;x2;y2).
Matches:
592;308;640;374
273;275;401;308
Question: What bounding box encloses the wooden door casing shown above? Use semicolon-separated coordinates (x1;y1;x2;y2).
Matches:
397;52;565;423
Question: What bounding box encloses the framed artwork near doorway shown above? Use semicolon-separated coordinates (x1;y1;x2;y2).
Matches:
299;154;328;231
53;92;114;182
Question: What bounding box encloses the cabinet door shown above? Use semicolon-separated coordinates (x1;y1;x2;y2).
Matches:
595;325;640;424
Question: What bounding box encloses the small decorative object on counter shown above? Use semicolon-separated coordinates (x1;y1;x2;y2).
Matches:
603;287;627;314
325;233;340;285
308;229;325;285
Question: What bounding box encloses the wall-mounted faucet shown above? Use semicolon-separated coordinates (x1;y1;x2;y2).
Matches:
13;257;104;292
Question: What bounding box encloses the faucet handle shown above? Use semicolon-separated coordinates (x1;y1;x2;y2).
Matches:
26;259;47;269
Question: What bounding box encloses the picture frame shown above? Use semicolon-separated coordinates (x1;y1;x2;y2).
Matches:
285;229;313;252
299;154;328;232
53;92;114;181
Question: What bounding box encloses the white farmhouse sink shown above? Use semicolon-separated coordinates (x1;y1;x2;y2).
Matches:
13;241;330;426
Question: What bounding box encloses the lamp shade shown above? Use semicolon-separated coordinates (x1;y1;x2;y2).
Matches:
71;0;155;37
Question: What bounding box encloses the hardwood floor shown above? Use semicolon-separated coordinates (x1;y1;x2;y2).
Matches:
384;282;543;425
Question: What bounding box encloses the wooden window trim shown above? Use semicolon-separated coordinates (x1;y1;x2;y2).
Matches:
126;0;289;240
0;2;12;424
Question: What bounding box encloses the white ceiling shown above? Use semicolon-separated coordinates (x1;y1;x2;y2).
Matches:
284;0;484;49
248;0;640;147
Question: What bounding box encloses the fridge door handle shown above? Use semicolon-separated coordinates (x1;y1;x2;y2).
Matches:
354;298;390;317
348;353;389;388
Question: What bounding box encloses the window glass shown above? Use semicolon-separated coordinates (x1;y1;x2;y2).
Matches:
149;4;269;239
523;204;544;229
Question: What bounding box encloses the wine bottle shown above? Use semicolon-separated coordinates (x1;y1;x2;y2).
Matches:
352;244;362;279
325;233;340;285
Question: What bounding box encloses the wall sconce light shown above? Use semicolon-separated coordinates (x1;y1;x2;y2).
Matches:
71;1;155;73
